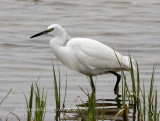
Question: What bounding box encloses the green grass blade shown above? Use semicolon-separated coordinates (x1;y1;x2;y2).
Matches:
129;56;136;103
157;112;159;121
154;90;157;121
24;83;33;121
136;63;140;102
29;83;33;121
122;71;133;103
58;65;61;109
34;82;47;121
122;72;124;108
24;93;29;121
35;82;41;121
42;92;47;121
142;82;146;121
53;64;60;109
63;74;68;109
136;63;141;120
148;65;155;120
123;77;126;108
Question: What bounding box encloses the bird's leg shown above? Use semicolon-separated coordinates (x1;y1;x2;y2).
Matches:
109;71;121;92
89;76;96;119
89;76;95;92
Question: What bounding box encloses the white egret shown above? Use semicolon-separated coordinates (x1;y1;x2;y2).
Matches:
30;24;135;92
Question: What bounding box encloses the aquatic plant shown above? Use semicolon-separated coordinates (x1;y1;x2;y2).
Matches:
24;82;47;121
52;64;68;120
119;58;159;121
0;88;12;106
24;83;33;121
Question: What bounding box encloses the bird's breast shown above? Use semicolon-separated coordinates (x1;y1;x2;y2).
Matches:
53;46;77;69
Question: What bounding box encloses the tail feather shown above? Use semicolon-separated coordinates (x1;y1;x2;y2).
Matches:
124;56;136;72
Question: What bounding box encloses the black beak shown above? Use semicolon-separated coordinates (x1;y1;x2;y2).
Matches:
30;29;51;38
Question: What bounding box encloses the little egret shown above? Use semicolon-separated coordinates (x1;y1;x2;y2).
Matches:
30;24;135;92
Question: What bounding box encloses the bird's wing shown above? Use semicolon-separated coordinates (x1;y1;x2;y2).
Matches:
68;38;130;70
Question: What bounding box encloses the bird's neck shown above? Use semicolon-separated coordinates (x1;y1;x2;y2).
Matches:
49;34;67;52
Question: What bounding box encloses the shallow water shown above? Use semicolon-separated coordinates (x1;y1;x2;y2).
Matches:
1;0;160;120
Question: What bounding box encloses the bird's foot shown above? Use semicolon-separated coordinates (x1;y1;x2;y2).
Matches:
114;86;119;94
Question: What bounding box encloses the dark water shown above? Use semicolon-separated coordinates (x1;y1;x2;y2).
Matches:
1;0;160;120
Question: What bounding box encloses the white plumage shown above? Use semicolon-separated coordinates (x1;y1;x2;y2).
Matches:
30;24;135;92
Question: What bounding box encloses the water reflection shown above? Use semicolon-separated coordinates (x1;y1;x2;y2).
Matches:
55;92;135;121
17;0;40;3
32;0;39;3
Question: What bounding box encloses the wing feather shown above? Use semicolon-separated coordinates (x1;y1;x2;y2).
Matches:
67;38;130;71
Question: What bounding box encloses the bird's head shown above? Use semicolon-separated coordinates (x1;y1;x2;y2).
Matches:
30;24;65;38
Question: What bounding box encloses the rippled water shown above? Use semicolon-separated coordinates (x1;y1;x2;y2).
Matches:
1;0;160;120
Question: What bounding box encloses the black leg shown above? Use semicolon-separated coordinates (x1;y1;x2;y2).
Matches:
89;76;95;92
109;71;121;92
